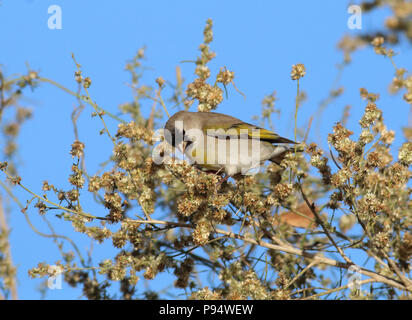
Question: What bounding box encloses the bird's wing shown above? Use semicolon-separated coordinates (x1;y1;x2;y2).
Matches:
204;122;296;144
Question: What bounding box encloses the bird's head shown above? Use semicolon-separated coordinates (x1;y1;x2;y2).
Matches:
164;111;204;153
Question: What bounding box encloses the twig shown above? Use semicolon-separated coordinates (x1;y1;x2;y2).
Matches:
301;278;376;300
0;181;86;266
1;169;103;221
303;116;313;143
71;54;116;146
299;183;353;265
37;76;125;124
0;197;18;299
285;260;317;290
294;78;300;143
213;227;407;291
116;217;409;292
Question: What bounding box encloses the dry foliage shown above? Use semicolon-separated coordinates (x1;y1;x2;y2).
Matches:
0;5;411;300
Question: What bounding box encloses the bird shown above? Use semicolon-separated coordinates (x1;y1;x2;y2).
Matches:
164;110;300;177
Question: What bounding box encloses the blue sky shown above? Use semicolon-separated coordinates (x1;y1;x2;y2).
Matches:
0;0;410;299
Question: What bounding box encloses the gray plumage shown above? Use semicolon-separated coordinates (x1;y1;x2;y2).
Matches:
164;110;298;176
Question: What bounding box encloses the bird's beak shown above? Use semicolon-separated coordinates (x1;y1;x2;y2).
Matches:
182;141;188;153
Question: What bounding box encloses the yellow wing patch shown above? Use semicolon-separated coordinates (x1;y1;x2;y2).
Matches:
204;122;295;144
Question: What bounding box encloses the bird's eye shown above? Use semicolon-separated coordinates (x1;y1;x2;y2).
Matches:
169;129;185;147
